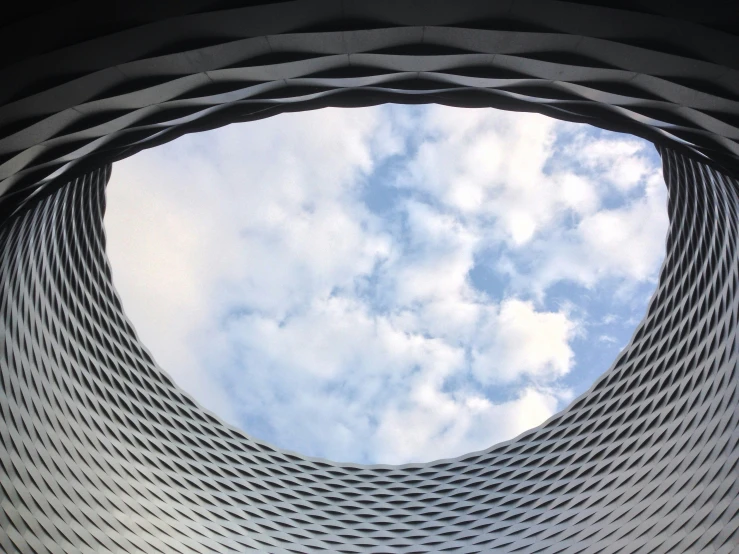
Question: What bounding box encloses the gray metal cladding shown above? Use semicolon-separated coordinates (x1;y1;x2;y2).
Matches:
1;1;739;553
1;0;739;216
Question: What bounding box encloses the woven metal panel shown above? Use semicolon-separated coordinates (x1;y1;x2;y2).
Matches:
1;1;739;552
1;147;737;553
1;0;738;216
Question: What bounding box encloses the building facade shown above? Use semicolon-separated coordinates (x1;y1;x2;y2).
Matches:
1;2;738;552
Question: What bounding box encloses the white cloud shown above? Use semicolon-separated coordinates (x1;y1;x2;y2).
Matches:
106;108;395;419
472;299;577;384
373;386;562;465
573;136;654;191
104;105;666;464
392;106;668;297
517;170;668;296
394;107;597;246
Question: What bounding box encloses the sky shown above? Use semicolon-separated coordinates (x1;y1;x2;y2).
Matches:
104;105;669;465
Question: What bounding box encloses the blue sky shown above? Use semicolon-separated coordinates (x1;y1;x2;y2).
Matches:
105;105;668;464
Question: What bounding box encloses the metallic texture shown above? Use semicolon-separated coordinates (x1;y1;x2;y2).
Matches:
1;0;739;217
1;1;738;552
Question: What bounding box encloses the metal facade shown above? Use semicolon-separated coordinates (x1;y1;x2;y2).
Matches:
1;1;738;552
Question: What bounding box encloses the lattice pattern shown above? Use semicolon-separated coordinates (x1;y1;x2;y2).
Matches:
1;147;738;553
0;0;738;217
1;1;739;553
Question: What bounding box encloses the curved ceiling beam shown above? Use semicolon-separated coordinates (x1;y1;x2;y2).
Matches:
0;0;738;217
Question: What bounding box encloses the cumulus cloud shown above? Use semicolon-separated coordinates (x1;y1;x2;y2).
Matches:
394;106;668;297
395;108;590;246
573;135;654;191
106;108;395;419
472;299;577;384
105;105;667;464
509;167;668;297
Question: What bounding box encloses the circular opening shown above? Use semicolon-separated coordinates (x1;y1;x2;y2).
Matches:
104;104;668;464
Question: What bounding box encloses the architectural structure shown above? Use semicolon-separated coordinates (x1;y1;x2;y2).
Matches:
1;1;738;552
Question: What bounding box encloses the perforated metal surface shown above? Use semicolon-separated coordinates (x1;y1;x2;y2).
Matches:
1;1;739;553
